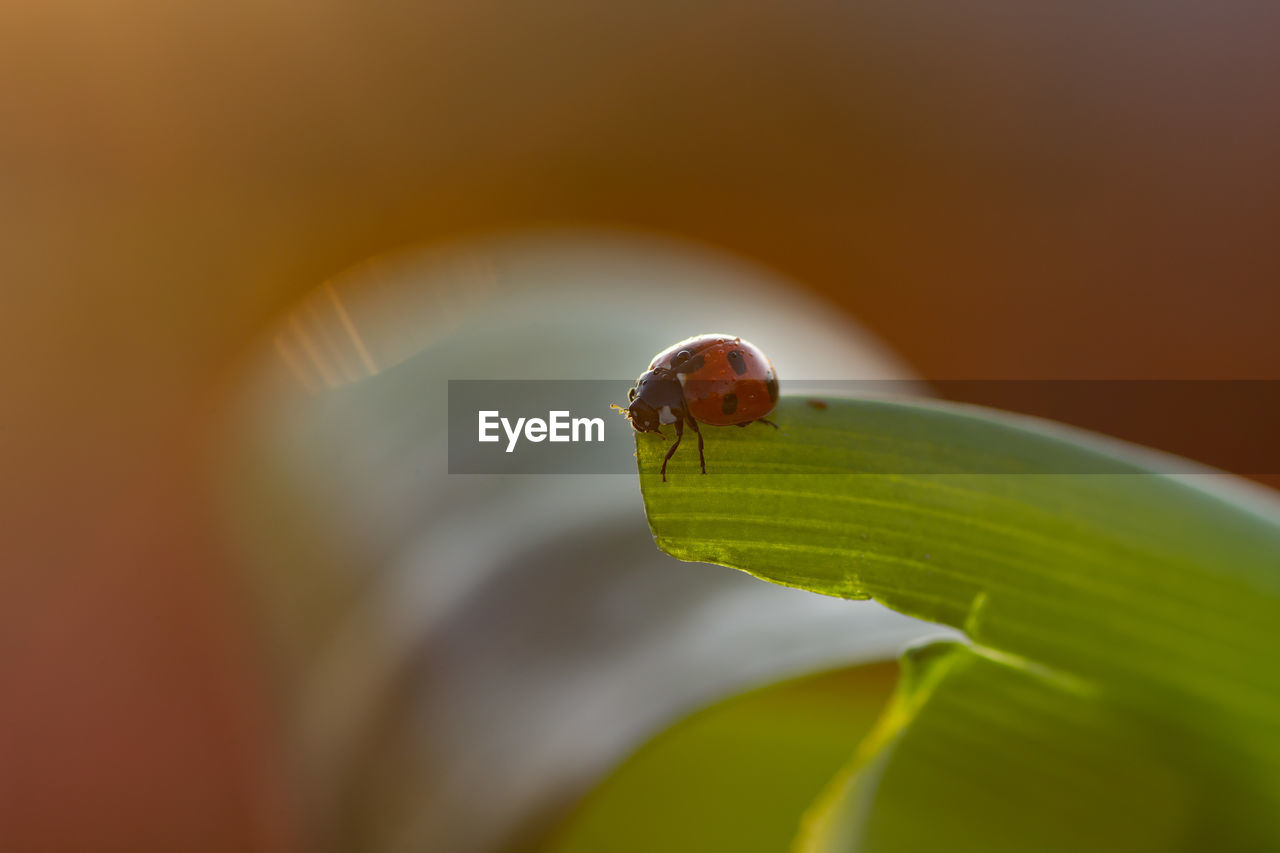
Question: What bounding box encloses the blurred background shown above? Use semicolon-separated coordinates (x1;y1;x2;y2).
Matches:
2;1;1279;850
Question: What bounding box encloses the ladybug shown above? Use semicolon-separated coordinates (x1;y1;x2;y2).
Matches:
622;334;779;481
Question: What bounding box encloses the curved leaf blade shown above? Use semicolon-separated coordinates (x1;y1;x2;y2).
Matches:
636;397;1280;850
549;663;896;853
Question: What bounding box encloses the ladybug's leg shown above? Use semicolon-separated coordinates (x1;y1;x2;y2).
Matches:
659;419;684;482
755;418;779;430
685;415;706;474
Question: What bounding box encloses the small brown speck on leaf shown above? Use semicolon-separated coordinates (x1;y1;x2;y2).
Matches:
806;399;829;410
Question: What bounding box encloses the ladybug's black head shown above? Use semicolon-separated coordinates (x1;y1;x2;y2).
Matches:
623;368;684;434
625;398;662;433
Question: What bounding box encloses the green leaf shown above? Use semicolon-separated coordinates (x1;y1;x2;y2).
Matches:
549;662;897;853
636;397;1280;851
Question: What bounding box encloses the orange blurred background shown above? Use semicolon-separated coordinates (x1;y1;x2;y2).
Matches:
2;1;1278;849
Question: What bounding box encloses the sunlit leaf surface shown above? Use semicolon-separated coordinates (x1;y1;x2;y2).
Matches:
636;397;1280;851
550;663;896;853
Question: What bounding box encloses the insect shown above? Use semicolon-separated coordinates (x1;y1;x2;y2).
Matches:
620;334;779;481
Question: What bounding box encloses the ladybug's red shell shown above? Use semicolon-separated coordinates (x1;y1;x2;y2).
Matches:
649;334;778;426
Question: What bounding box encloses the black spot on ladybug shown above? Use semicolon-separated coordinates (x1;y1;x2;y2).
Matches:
676;353;704;373
767;376;780;404
727;350;748;375
721;393;738;415
805;398;826;410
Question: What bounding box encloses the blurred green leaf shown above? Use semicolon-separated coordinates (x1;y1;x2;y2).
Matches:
636;397;1280;851
548;662;896;853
